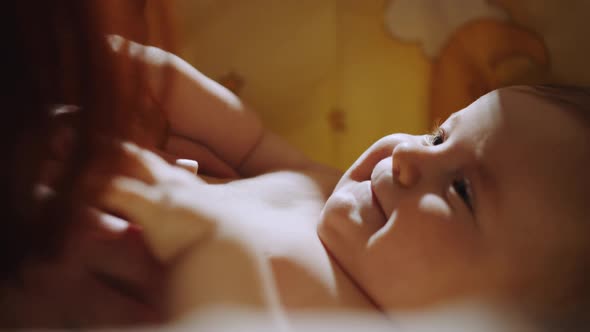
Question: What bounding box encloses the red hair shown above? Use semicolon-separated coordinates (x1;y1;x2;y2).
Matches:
0;0;165;279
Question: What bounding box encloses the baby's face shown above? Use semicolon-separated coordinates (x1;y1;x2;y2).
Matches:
318;86;589;313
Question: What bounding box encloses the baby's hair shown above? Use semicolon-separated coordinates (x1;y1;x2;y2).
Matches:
529;84;590;127
524;84;590;330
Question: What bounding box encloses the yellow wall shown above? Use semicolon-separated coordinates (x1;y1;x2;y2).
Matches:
168;0;428;169
161;0;590;169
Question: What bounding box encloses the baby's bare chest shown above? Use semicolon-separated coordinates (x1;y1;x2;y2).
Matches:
167;175;374;319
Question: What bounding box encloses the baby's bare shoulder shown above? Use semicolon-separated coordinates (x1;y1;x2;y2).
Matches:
227;165;341;207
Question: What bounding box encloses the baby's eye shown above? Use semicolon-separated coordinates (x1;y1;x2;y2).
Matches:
452;178;473;212
428;127;447;146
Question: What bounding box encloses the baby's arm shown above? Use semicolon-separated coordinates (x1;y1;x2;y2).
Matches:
157;53;317;177
109;36;318;177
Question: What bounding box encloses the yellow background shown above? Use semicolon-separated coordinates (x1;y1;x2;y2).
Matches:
159;0;590;169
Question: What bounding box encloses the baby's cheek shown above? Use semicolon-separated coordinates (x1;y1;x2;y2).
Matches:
368;193;475;261
417;193;453;221
381;193;453;238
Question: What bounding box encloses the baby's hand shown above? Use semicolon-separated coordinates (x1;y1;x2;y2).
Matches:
107;35;260;178
107;35;330;179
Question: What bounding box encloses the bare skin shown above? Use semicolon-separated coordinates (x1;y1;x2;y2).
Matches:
18;36;586;328
88;39;382;322
99;142;379;323
97;83;590;329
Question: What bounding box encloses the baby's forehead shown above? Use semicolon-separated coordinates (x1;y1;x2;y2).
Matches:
484;86;590;220
500;85;590;121
493;86;589;139
526;85;590;113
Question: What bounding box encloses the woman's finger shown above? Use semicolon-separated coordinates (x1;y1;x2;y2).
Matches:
150;148;199;175
96;175;213;262
97;175;157;219
88;137;204;189
165;135;239;178
175;159;198;175
119;142;168;183
84;207;133;239
119;142;203;183
86;139;155;185
33;182;134;241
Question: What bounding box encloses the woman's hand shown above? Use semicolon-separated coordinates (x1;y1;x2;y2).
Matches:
88;141;216;263
44;106;213;264
88;142;282;319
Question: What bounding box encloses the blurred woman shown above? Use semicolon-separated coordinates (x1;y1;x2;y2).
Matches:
0;0;169;327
